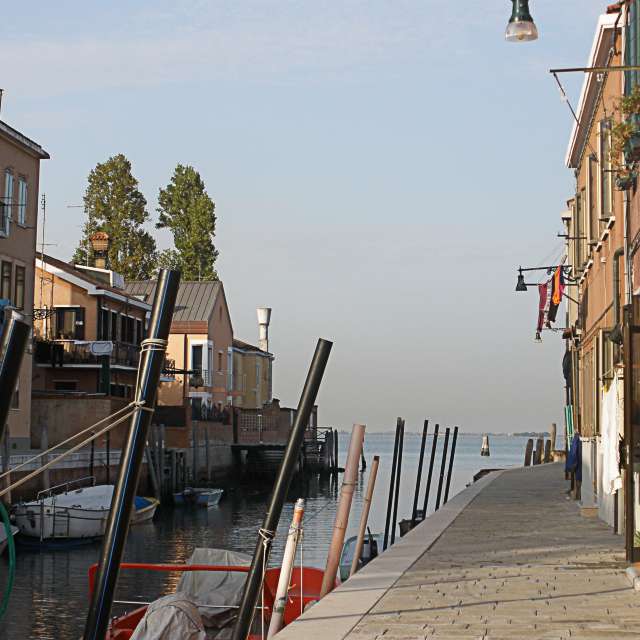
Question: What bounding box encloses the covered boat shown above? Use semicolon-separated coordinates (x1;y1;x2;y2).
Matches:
338;532;383;581
96;548;332;639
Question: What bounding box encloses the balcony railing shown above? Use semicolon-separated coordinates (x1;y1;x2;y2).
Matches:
34;339;140;369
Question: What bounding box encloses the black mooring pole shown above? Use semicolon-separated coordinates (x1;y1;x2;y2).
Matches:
83;269;180;640
421;423;439;518
231;339;332;640
443;426;459;504
390;418;405;546
383;418;402;551
0;314;30;444
435;427;450;511
333;429;339;472
411;420;429;526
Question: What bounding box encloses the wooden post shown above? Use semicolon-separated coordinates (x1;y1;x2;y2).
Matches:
350;455;379;577
534;438;543;465
543;439;552;463
320;423;365;597
159;424;165;498
106;431;111;484
171;450;177;493
204;423;211;483
550;423;557;451
191;419;198;484
333;430;339;472
524;438;533;466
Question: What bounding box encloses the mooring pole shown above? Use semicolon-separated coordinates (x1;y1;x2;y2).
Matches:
321;423;365;597
390;419;405;546
333;429;339;472
106;431;111;484
524;438;534;466
83;269;180;640
443;426;459;504
0;314;30;444
421;423;439;518
350;455;379;577
411;419;429;526
434;427;450;511
383;418;402;551
231;339;332;640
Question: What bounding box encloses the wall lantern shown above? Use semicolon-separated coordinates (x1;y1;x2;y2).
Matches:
515;269;528;292
505;0;538;43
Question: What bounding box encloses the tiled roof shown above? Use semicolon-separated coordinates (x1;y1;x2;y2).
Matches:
233;338;271;355
125;280;222;322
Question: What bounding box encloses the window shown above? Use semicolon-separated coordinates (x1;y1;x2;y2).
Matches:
14;266;25;310
54;307;85;339
218;351;223;371
600;119;613;220
1;261;12;302
120;315;134;343
111;311;118;341
135;318;143;345
99;308;110;340
54;380;77;392
17;178;27;226
575;190;586;268
588;154;597;242
110;383;126;398
1;170;13;236
191;345;203;374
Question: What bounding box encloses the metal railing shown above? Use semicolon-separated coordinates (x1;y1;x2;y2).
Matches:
34;339;140;368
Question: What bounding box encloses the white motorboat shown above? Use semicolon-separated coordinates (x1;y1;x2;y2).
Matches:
0;523;18;555
14;481;160;544
173;487;224;508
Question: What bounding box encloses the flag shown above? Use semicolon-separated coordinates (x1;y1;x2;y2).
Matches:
548;266;564;324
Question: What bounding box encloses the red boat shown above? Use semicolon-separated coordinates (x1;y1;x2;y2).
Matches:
88;561;329;639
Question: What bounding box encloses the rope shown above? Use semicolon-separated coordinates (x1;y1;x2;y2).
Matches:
135;338;168;397
258;527;274;640
0;501;15;621
0;402;136;481
0;408;136;499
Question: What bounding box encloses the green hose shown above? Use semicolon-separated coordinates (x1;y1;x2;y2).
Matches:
0;500;15;620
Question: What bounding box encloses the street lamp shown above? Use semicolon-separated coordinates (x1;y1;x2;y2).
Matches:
515;269;528;292
505;0;538;43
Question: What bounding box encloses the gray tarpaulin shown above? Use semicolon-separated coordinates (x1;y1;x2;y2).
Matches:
129;594;206;640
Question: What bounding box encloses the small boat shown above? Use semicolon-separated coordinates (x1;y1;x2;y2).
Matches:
0;524;18;555
173;487;223;508
339;532;384;581
96;548;332;639
14;482;160;544
131;496;159;524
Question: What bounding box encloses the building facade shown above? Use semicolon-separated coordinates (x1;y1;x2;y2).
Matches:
33;255;151;397
232;338;274;409
0;120;49;448
125;280;234;418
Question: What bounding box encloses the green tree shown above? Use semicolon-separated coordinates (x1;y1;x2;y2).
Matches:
72;154;157;279
156;164;218;280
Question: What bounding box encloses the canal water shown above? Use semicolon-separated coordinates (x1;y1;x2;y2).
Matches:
0;432;533;639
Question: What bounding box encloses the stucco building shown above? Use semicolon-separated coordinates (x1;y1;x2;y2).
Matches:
0;120;49;449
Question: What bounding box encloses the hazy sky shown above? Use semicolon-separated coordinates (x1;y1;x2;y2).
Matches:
2;2;604;432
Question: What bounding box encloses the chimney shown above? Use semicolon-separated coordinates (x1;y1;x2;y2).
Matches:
257;307;271;352
89;231;110;270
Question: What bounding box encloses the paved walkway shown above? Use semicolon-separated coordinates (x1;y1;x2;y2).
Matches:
281;464;640;640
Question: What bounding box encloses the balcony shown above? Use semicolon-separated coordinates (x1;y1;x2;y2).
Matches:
34;339;140;369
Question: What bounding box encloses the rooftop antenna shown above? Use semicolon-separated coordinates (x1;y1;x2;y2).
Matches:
0;89;4;115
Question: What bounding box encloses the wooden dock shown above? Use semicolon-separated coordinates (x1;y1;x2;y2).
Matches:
278;463;640;640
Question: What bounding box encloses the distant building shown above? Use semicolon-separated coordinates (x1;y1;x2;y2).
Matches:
0;119;49;449
232;338;274;409
33;254;152;397
125;280;234;418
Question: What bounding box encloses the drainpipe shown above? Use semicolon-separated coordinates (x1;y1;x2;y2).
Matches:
610;247;625;344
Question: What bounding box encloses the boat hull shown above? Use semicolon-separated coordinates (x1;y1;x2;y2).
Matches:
173;488;223;508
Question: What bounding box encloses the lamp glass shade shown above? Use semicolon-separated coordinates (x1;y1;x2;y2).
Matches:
515;273;528;292
505;0;538;42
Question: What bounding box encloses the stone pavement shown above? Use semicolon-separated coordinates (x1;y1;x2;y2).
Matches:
279;463;640;640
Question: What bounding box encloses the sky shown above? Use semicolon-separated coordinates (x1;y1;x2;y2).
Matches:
1;1;605;433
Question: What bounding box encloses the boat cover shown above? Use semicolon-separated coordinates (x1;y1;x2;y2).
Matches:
130;593;206;640
177;548;251;634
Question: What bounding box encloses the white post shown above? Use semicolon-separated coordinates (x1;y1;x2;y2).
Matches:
349;455;379;577
320;423;365;597
267;498;305;639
